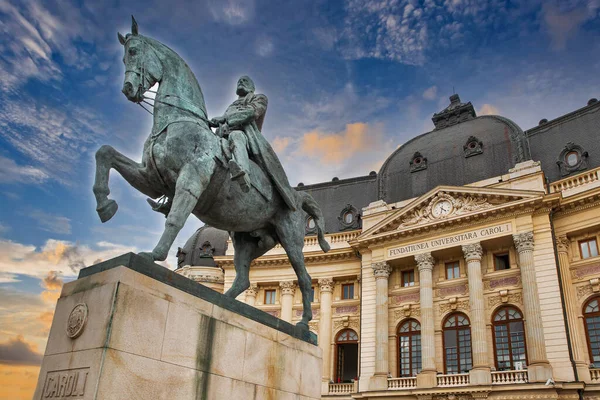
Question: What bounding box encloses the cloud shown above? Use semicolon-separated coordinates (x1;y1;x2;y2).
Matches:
478;104;500;115
208;0;255;25
256;37;274;57
0;222;9;236
27;210;71;235
543;1;600;50
40;271;63;304
299;122;384;164
422;86;438;100
0;156;48;184
0;336;43;366
271;136;291;153
0;239;136;280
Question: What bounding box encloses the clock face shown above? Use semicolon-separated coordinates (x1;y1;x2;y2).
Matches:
432;199;452;217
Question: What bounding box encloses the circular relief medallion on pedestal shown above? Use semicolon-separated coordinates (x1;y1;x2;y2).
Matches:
66;303;88;339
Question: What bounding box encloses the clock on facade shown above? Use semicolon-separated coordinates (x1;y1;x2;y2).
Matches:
432;199;453;217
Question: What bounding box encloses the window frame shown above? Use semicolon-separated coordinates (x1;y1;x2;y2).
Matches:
341;283;354;300
442;313;473;374
335;329;359;383
493;253;511;271
491;306;528;371
397;319;422;377
445;261;460;280
264;289;276;305
401;269;415;287
579;238;599;260
584;297;600;367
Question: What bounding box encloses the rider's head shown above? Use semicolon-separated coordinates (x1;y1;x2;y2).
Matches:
236;76;255;96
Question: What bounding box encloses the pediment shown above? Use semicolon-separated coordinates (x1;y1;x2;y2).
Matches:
358;186;545;240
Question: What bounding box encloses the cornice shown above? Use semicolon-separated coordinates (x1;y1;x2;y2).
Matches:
215;247;358;268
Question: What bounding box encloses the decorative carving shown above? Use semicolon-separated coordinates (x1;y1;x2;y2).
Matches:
488;292;523;307
415;253;435;271
513;232;534;253
436;284;468;298
372;261;392;279
394;305;421;320
176;246;186;268
431;94;476;130
577;284;594;299
192;274;224;284
410;151;427;172
308;320;318;332
572;264;600;280
462;242;483;262
198;240;215;257
318;278;334;293
296;308;319;318
464;135;483;158
592;278;600;293
399;192;494;228
439;299;470;314
392;293;420;304
265;310;280;317
557;142;589;176
279;281;296;296
66;303;88;339
338;203;361;231
556;236;570;253
333;317;359;331
335;306;358;315
484;276;520;290
245;283;259;297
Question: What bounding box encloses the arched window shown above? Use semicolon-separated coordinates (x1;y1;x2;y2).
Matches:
492;306;527;371
398;319;421;377
584;298;600;367
443;313;472;374
335;329;358;383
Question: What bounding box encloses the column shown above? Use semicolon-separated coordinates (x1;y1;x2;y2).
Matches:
513;232;553;382
415;253;437;388
318;278;334;393
462;243;491;384
245;283;258;306
556;236;591;382
369;261;392;390
279;281;296;323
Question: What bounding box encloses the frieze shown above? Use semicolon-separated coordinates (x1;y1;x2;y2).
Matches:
488;292;523;308
572;264;600;280
392;293;420;304
436;284;468;298
42;367;89;399
296;308;319;318
438;299;470;315
333;318;360;331
484;276;520;291
266;310;280;317
335;305;358;315
192;274;224;284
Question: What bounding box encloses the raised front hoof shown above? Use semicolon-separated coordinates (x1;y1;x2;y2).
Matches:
96;199;118;223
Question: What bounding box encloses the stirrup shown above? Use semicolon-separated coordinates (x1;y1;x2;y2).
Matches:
228;160;250;193
146;196;171;217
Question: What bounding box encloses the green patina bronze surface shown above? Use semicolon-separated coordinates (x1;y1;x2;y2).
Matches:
92;17;329;327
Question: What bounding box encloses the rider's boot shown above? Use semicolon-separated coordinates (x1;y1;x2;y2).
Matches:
146;197;172;217
229;132;251;193
228;159;250;193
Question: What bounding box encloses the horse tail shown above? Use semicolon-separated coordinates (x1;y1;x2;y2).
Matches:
300;192;330;253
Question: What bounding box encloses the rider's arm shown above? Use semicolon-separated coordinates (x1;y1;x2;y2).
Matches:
226;95;268;127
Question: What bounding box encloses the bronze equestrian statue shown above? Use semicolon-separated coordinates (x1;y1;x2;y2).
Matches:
92;17;329;328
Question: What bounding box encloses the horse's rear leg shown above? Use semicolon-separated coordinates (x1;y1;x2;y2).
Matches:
93;145;161;222
276;217;313;328
224;232;273;299
140;162;209;262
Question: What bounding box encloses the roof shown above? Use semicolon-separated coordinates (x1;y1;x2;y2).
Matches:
176;225;229;268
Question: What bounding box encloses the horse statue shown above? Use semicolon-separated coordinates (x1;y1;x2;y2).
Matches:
93;17;330;328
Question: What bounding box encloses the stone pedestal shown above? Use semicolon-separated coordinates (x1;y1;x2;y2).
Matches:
34;253;321;400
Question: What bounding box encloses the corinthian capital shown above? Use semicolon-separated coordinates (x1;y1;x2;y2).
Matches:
318;278;334;293
556;236;570;253
415;252;435;272
279;281;296;296
372;261;392;279
513;232;534;253
245;283;259;297
462;242;483;262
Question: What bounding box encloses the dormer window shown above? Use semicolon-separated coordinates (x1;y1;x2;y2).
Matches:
557;142;588;176
463;136;483;158
306;216;317;235
410;152;428;172
566;151;579;167
338;204;360;231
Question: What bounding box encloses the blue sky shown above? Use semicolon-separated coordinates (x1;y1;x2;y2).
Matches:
0;0;599;386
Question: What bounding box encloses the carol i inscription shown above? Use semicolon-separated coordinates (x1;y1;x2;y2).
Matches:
388;222;513;259
42;368;89;399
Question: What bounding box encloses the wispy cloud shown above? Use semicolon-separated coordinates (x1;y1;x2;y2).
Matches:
0;336;43;366
543;1;600;50
207;0;255;25
27;210;72;235
0;156;48;184
422;85;438;100
478;103;500;116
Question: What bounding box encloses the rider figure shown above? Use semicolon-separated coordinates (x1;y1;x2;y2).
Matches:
148;76;296;215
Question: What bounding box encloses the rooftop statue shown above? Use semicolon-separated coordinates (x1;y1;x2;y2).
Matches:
93;17;330;328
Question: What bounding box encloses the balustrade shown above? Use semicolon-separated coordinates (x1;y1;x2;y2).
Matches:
591;368;600;383
387;377;416;389
328;381;358;394
491;370;528;384
436;373;470;387
550;167;600;194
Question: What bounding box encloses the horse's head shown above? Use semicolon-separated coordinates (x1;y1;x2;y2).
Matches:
118;16;163;103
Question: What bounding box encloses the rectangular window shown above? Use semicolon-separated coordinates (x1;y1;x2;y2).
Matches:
309;286;315;303
342;283;354;300
580;238;599;259
402;270;415;287
494;253;510;271
445;261;460;280
264;289;276;305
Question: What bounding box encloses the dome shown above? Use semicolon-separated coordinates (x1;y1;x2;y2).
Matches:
378;94;530;203
176;225;229;268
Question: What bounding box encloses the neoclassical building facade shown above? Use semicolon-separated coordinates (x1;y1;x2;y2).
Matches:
176;95;600;399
